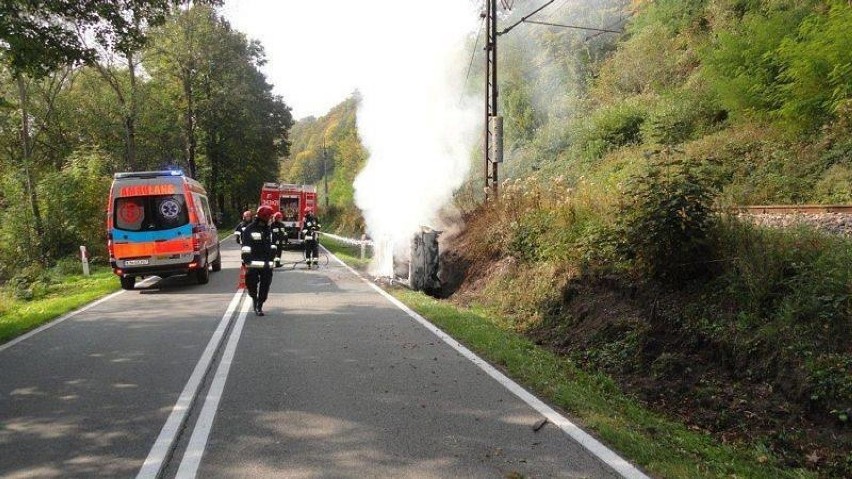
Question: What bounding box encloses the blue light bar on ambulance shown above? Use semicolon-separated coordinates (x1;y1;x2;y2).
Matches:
114;170;185;179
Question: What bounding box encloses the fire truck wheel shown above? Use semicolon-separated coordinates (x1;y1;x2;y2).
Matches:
211;247;222;272
196;260;210;284
120;276;136;290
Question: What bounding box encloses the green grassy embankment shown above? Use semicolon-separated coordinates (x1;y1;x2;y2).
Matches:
0;266;119;344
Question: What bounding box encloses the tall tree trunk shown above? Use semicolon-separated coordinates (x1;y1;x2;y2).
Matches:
16;74;46;265
125;50;138;170
182;67;197;178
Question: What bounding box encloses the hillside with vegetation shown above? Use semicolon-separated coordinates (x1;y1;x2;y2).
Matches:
281;94;366;234
450;0;851;476
291;0;851;476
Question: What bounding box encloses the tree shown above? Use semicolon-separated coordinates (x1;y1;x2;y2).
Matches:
145;5;292;214
1;0;219;265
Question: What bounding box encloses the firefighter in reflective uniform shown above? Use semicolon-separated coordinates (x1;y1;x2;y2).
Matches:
302;208;321;269
233;210;253;244
241;206;275;316
270;211;287;267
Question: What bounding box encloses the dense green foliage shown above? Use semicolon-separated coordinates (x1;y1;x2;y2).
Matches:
484;0;851;205
0;0;221;77
282;95;366;234
0;4;292;281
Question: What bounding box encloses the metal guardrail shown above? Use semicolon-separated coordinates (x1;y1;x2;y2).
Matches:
319;232;374;246
320;232;374;259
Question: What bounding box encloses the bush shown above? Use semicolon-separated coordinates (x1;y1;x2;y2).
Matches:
642;86;727;145
813;164;852;203
507;209;554;263
38;148;112;261
53;257;85;276
7;263;50;301
616;154;718;281
578;101;648;160
806;353;852;421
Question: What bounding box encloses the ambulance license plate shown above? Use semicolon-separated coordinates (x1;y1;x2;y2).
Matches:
124;259;149;266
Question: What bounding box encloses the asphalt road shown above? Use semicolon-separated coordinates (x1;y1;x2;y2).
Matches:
1;240;645;479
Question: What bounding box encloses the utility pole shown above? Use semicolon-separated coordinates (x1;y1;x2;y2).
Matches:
481;0;618;199
321;140;329;209
484;0;500;198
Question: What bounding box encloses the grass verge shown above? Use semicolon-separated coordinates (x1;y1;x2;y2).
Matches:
323;241;813;478
0;267;120;344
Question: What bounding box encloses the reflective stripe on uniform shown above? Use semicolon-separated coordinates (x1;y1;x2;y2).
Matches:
241;246;252;254
251;232;262;240
247;261;266;269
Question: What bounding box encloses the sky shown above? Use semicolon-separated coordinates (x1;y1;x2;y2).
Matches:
220;0;408;119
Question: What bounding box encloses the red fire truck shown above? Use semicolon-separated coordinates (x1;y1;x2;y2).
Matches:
259;183;317;241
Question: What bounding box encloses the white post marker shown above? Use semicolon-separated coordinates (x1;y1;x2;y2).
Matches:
80;245;90;276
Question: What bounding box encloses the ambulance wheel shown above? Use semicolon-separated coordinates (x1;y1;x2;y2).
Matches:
120;276;136;290
211;247;222;272
196;262;210;284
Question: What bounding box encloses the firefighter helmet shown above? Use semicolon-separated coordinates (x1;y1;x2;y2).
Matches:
273;211;283;221
256;205;274;221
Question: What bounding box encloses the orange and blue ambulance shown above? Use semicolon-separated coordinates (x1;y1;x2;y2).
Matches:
107;170;221;290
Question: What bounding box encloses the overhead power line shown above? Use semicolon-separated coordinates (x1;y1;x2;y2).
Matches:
584;16;629;41
498;0;558;36
523;19;622;34
460;16;485;104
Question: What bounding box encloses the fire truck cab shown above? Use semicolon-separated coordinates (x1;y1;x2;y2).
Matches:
259;183;317;242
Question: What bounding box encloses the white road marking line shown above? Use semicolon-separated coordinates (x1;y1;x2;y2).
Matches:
321;245;650;479
136;289;245;479
175;293;251;478
0;291;125;353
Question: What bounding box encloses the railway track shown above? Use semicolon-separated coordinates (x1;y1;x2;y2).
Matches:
738;205;852;236
740;205;852;214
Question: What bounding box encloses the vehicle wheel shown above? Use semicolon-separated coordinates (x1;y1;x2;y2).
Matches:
120;276;136;290
211;247;222;272
196;261;210;284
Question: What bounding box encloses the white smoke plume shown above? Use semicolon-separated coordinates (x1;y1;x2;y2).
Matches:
353;1;482;276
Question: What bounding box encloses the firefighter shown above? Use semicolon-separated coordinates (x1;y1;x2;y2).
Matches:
302;208;321;269
233;210;253;244
241;205;275;316
270;211;287;267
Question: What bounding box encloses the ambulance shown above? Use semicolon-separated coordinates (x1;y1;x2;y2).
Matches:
107;170;221;290
259;183;317;242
